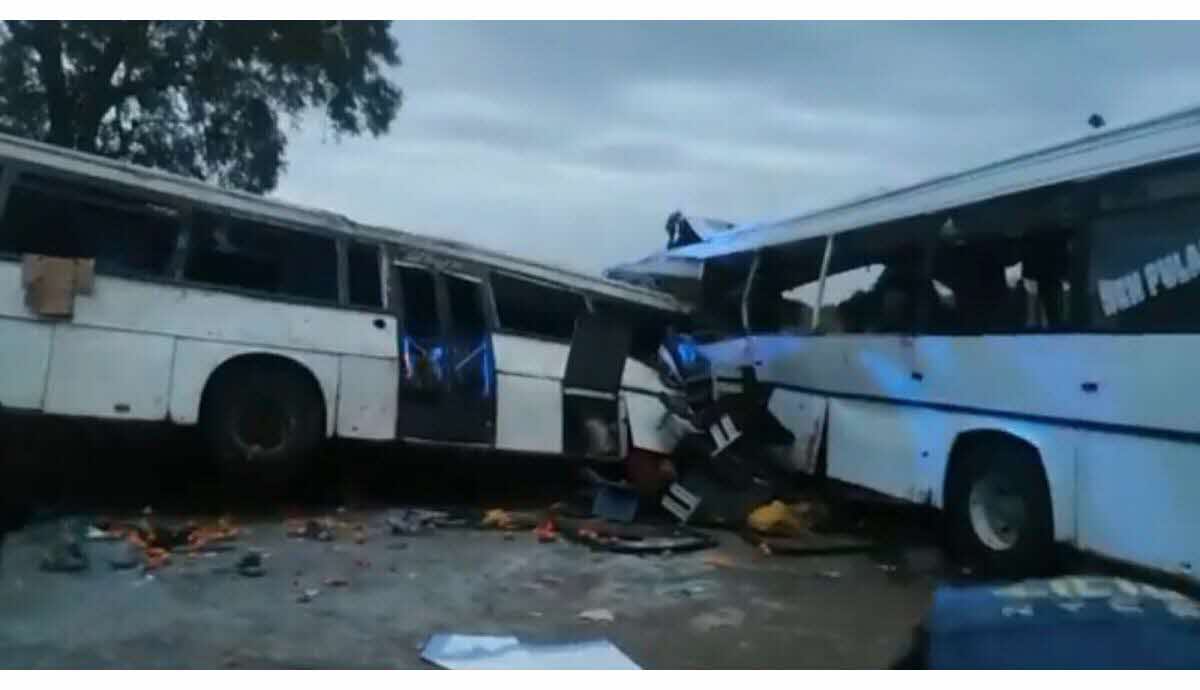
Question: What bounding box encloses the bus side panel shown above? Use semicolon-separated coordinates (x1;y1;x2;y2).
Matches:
0;261;52;410
44;323;173;420
169;339;339;436
67;274;396;359
1077;432;1200;578
827;398;1080;542
827;397;925;501
490;333;567;454
336;355;399;441
494;373;561;454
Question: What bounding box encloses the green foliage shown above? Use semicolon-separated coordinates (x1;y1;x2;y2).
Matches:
0;21;402;193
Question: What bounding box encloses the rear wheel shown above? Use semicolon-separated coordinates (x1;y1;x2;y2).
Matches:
199;361;325;478
945;439;1054;576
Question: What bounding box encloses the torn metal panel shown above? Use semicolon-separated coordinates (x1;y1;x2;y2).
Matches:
764;389;827;474
421;634;641;670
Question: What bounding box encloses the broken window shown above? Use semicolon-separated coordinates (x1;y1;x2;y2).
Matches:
592;299;681;363
445;274;487;337
492;273;585;341
0;173;180;277
347;241;384;309
397;265;440;339
444;274;490;393
696;252;754;339
929;205;1079;334
816;225;931;335
747;240;827;334
184;211;337;302
1087;197;1200;332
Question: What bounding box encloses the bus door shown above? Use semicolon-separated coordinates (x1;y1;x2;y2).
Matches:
562;312;632;458
392;263;495;444
440;272;495;444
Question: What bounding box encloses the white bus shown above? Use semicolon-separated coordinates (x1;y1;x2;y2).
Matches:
0;133;691;478
609;106;1200;580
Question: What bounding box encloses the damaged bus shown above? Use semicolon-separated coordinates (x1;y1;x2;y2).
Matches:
609;105;1200;581
0;133;691;476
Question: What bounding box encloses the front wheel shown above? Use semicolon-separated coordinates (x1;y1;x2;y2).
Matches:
199;362;325;478
945;440;1054;576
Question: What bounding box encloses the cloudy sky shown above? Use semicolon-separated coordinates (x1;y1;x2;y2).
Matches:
275;21;1200;275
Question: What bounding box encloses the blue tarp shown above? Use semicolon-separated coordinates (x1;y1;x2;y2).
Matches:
928;576;1200;669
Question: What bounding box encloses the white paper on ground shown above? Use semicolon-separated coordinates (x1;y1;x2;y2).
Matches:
420;633;641;670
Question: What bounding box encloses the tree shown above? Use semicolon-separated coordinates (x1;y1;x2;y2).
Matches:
0;21;401;193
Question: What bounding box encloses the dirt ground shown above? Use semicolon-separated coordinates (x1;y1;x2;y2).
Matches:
0;512;942;669
0;425;946;669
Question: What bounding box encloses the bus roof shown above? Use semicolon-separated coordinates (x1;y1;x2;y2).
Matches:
0;132;689;313
608;103;1200;278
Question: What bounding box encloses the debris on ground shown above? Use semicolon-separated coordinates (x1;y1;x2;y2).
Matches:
482;509;514;529
577;608;616;623
747;500;809;537
323;577;349;588
107;541;142;570
286;518;335;542
86;526;119;541
87;515;241;571
742;530;873;557
235;551;265;578
817;569;843;580
592;485;639;523
40;537;88;573
421;633;640;670
704;552;736;569
558;517;717;554
296;588;320;604
533;519;559;543
689;606;746;633
655;579;716;599
386;508;453;535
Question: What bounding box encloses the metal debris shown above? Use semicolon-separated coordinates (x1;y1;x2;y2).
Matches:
577;608;616;623
421;633;640;670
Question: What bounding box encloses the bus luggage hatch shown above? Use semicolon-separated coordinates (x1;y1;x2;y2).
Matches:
562;313;632;459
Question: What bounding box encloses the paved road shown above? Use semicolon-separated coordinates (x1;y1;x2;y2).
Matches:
0;510;940;669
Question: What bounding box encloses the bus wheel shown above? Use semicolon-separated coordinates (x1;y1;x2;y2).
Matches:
200;361;325;476
945;439;1053;576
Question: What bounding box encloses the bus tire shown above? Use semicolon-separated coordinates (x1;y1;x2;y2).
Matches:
945;438;1053;576
199;360;325;476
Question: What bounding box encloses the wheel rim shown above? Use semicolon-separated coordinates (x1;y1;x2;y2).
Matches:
967;471;1027;551
233;394;293;458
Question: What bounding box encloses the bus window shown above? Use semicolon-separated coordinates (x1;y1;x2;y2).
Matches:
347;241;383;309
184;212;337;302
492;272;584;341
751;241;827;334
397;265;439;339
444;274;490;393
0;174;179;277
1088;197;1200;333
445;274;487;338
931;221;1076;334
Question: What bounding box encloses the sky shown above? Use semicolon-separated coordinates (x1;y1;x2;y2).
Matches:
275;21;1200;276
